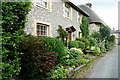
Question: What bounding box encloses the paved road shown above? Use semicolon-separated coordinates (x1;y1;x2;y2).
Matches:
85;45;119;78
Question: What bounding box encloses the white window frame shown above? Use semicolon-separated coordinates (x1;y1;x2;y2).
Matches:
64;3;71;18
37;23;49;37
77;12;81;23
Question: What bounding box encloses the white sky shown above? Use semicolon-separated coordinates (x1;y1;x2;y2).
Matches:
69;0;119;30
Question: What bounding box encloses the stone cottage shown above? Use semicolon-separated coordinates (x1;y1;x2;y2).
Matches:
25;0;89;40
78;3;106;35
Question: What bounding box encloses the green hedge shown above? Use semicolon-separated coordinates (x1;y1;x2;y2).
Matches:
2;2;31;79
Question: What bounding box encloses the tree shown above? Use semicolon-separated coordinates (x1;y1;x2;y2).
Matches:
99;26;110;39
56;25;68;46
2;2;31;79
91;32;103;42
80;16;89;37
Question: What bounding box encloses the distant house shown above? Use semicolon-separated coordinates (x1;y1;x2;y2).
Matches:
78;3;106;35
110;29;120;44
25;0;89;40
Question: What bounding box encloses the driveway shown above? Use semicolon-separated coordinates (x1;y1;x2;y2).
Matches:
85;45;119;78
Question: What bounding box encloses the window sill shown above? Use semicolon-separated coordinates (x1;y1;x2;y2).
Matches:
63;15;72;20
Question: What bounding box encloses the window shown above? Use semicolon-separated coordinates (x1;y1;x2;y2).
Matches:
77;12;81;23
65;4;70;17
36;0;48;8
37;23;48;37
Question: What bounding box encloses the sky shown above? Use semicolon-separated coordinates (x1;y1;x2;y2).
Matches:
69;0;119;30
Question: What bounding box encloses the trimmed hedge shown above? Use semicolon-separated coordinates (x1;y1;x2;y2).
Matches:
2;2;31;79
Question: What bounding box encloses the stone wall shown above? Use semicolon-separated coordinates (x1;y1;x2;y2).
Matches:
25;0;83;40
89;23;100;35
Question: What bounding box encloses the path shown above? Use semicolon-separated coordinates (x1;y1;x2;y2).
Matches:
85;45;118;78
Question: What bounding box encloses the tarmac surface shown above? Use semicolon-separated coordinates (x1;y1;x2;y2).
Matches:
85;45;119;78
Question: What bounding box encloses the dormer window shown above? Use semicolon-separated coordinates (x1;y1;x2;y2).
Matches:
65;4;70;17
77;12;81;23
36;0;48;8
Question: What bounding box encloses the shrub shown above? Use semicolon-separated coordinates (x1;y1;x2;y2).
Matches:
56;25;68;46
70;48;83;54
39;37;68;62
80;16;89;37
50;65;69;79
105;41;111;51
18;35;58;79
68;41;79;48
91;32;103;42
108;35;115;43
76;37;90;48
87;36;97;47
90;46;101;55
2;2;31;79
77;41;85;50
100;26;110;39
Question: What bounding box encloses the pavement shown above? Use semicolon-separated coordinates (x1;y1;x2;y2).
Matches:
85;45;119;78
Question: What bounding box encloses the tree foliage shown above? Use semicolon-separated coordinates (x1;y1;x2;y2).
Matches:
2;2;31;79
80;16;89;37
56;25;68;45
99;26;110;39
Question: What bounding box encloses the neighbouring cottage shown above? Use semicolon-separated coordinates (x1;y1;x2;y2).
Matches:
110;28;120;44
25;0;89;40
78;3;106;35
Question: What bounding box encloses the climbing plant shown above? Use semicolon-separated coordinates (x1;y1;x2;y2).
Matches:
80;16;89;37
2;2;31;79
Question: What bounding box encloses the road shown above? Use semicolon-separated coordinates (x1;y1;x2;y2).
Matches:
85;45;119;78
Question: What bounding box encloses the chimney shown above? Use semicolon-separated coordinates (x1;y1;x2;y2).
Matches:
86;3;92;8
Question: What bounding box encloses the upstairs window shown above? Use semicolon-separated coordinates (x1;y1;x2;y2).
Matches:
77;12;81;23
36;0;48;8
65;4;70;18
37;23;48;37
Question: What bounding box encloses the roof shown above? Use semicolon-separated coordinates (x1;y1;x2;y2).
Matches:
111;30;120;34
78;5;106;26
66;26;76;32
62;0;89;17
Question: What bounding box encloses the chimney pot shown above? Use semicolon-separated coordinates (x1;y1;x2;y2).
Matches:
86;3;92;8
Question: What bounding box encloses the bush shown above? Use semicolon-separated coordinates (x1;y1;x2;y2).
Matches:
18;35;58;79
87;36;97;47
40;37;68;62
80;16;89;37
90;46;101;55
76;37;90;48
2;2;31;79
108;35;115;43
68;41;79;48
77;41;85;50
56;25;68;46
100;26;110;39
70;48;83;54
105;41;111;51
50;65;69;79
91;32;102;42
